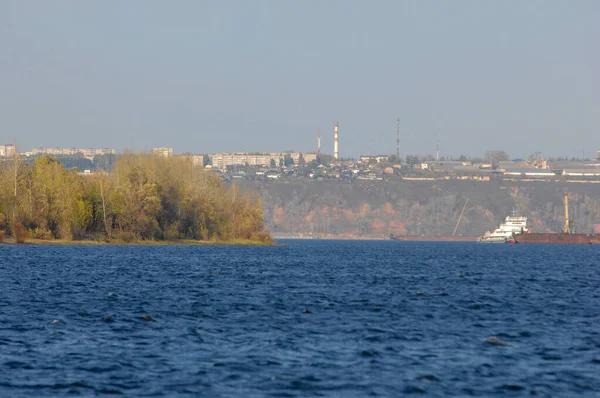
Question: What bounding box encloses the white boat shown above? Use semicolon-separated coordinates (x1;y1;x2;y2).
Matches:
478;214;528;243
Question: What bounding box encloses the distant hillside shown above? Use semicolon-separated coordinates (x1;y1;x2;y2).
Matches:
243;180;600;238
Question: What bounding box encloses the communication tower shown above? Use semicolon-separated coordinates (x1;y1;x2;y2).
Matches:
396;118;400;160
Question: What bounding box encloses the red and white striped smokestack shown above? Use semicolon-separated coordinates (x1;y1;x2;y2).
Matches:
333;122;339;160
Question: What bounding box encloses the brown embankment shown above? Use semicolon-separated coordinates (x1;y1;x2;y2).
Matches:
246;179;600;239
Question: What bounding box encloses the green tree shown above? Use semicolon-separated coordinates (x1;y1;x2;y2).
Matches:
406;155;420;165
284;153;294;166
317;154;333;166
484;150;509;162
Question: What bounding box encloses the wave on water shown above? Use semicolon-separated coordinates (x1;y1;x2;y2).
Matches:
0;242;599;397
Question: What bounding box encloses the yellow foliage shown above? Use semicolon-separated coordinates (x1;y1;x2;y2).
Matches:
384;202;395;217
0;154;270;243
360;202;371;216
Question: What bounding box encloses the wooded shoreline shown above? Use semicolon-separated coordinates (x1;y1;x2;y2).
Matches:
0;154;271;245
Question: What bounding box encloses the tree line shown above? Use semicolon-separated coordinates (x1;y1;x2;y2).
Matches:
0;154;271;243
20;153;117;172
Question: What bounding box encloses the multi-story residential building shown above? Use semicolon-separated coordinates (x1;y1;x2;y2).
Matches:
278;152;301;165
208;152;303;170
35;148;77;156
0;144;16;157
248;154;272;167
80;148;115;157
178;154;205;167
210;153;248;169
153;147;173;157
30;147;115;158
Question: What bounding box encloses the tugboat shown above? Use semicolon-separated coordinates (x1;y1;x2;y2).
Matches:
478;212;527;243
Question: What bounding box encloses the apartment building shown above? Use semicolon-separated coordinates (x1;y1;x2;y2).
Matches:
209;152;302;170
153;147;173;157
30;147;115;158
178;154;205;167
303;153;318;163
0;144;16;157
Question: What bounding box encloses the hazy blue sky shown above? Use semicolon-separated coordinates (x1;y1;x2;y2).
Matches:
1;1;598;158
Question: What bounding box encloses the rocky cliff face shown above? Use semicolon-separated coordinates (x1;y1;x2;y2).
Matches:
243;180;600;238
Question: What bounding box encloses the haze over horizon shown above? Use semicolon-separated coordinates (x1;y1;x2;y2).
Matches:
1;1;598;159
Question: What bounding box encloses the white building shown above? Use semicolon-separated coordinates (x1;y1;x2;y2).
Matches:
30;147;115;159
153;147;173;157
208;152;302;170
0;144;16;157
178;154;205;167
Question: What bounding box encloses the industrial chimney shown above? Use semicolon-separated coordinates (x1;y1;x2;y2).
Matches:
333;122;339;160
317;129;321;155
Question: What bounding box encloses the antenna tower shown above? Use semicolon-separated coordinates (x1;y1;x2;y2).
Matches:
396;118;400;160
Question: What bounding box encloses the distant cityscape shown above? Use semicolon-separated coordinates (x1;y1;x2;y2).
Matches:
0;144;114;159
2;142;600;184
4;119;600;170
3;119;599;172
2;117;600;181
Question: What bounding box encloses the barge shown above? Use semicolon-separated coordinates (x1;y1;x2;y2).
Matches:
514;193;599;244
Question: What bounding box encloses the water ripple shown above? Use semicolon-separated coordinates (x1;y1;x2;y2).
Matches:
0;241;599;397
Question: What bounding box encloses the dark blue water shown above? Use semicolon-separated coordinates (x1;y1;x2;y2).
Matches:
0;241;599;397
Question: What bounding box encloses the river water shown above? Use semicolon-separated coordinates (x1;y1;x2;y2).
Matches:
0;240;599;397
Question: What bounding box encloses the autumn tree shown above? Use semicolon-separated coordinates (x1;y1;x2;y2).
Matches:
0;153;270;243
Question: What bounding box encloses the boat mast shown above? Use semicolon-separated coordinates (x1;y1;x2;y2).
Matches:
562;193;570;234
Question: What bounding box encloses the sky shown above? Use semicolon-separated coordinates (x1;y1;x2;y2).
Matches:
1;0;598;159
